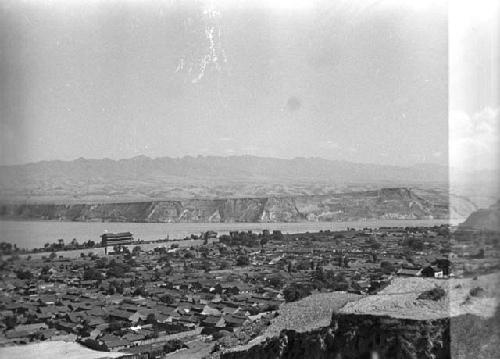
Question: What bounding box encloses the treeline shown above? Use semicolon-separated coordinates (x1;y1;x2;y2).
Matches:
219;230;284;247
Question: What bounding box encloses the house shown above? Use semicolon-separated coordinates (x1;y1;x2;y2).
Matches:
223;314;248;328
108;309;133;322
396;268;422;277
421;266;444;278
99;334;130;351
352;280;371;293
201;305;221;316
201;315;225;328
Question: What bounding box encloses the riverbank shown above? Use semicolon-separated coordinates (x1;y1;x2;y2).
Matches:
0;219;458;250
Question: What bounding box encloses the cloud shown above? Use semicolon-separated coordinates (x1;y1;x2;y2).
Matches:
449;107;499;171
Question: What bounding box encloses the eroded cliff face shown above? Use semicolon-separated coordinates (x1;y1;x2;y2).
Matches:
0;188;471;222
460;200;500;231
221;313;451;359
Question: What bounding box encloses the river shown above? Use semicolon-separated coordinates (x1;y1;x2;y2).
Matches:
0;219;460;250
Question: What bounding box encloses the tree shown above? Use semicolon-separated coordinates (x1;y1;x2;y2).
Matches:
406;238;424;251
380;261;397;274
133;286;147;297
158;254;171;265
163;339;186;354
201;259;211;272
3;315;16;330
41;265;50;275
108;321;123;332
298;260;313;270
417;287;446;301
145;313;156;324
109;280;124;294
49;252;57;260
106;261;131;278
83;268;102;281
132;246;142;256
95;257;108;268
367;237;381;250
268;275;284;288
85;240;96;248
236;254;250;266
160;294;174;305
283;283;311;302
343;255;350;268
15;269;33;280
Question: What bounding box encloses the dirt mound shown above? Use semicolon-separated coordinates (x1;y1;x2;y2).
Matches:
340;273;500;320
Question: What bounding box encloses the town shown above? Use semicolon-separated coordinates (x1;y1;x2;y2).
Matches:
0;224;498;358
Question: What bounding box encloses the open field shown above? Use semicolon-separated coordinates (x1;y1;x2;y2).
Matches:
340;272;500;320
0;341;124;359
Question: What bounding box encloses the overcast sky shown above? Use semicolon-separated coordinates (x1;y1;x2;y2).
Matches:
0;0;452;166
449;0;499;173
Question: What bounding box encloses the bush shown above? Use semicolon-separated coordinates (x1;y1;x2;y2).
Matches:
106;261;131;278
132;246;142;255
283;283;311;302
83;268;103;281
469;286;485;297
236;255;250;266
15;269;33;280
160;294;175;305
163;339;187;354
417;287;446;301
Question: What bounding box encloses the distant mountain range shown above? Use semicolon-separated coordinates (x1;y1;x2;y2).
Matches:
0;155;450;185
0;155;495;223
0;155;487;222
0;156;452;203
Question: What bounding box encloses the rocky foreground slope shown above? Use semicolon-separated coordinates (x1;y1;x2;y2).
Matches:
220;274;500;359
222;314;451;359
0;188;476;222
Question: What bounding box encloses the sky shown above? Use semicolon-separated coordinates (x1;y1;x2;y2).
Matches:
449;0;499;173
0;0;458;167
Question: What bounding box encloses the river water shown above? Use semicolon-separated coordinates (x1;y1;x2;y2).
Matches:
0;219;460;250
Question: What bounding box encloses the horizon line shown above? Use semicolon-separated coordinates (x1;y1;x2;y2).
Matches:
0;153;450;169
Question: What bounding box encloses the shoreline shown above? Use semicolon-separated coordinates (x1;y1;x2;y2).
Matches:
0;219;458;259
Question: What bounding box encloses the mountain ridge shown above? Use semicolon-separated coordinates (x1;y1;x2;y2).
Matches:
0;187;476;223
0;155;449;180
0;155;452;203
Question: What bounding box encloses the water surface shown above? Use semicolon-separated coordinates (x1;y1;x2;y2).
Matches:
0;219;458;249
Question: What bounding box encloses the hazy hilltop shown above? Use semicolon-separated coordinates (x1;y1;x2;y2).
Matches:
0;155;450;182
0;155;451;203
461;200;500;231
